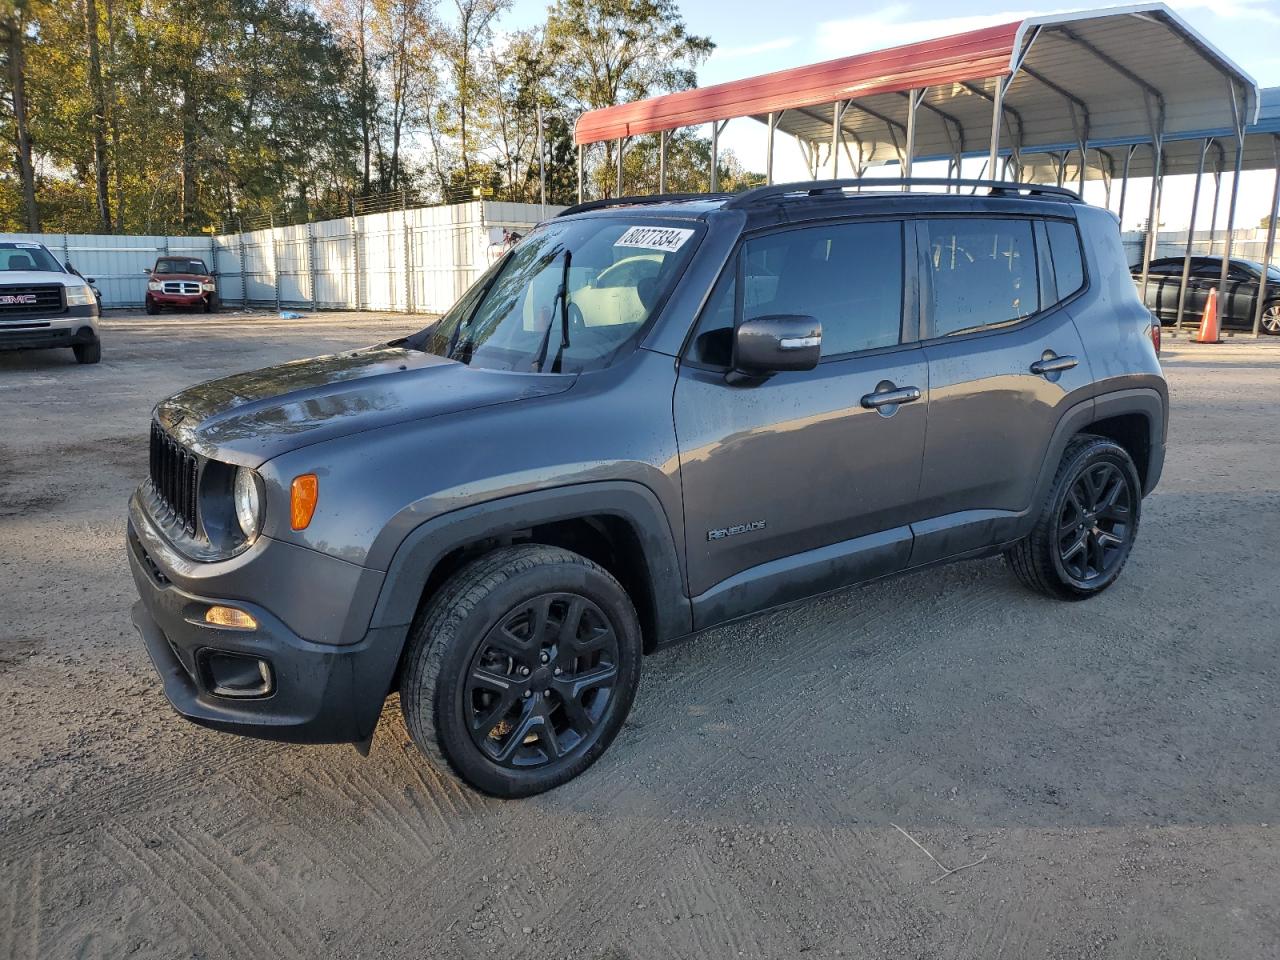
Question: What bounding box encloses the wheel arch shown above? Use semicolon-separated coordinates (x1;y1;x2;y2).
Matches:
368;481;692;658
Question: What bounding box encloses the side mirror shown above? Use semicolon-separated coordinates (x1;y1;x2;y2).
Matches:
731;315;821;377
86;277;96;284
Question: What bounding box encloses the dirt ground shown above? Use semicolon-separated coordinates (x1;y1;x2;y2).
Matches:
1;310;1278;960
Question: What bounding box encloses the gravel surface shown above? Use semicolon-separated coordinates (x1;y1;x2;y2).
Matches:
2;312;1278;959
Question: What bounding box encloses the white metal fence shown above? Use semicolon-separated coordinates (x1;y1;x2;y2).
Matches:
6;212;1273;314
0;201;560;314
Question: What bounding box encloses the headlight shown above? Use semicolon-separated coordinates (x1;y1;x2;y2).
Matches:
148;281;162;291
65;284;96;306
201;281;216;292
233;467;263;541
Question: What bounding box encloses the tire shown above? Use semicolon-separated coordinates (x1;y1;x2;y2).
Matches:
1260;301;1280;335
73;340;101;365
144;299;159;315
399;544;642;798
1006;435;1141;601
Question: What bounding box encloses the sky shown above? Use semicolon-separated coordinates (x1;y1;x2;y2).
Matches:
504;0;1280;232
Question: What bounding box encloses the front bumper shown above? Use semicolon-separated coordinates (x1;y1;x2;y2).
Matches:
147;291;212;306
0;308;99;351
128;504;402;744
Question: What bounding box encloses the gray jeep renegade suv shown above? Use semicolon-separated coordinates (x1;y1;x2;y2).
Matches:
129;179;1167;797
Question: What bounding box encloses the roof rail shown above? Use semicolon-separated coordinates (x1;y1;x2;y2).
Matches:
557;192;732;217
723;178;1082;208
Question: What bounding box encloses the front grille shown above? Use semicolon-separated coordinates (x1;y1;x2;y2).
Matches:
0;284;63;317
149;422;200;535
162;281;202;295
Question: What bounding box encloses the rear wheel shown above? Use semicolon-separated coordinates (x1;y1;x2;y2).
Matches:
1006;435;1141;600
399;545;642;797
73;340;101;364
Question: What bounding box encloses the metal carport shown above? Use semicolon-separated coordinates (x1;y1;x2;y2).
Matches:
573;3;1262;335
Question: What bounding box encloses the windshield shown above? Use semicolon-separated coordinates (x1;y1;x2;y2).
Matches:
1236;259;1280;282
409;217;701;373
156;258;209;275
0;242;63;273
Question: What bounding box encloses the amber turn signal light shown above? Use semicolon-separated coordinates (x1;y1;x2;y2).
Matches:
204;605;258;630
290;473;319;530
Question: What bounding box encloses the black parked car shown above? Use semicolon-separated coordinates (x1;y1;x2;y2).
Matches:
1133;255;1280;334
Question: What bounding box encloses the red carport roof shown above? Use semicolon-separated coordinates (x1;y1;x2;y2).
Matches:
573;22;1022;146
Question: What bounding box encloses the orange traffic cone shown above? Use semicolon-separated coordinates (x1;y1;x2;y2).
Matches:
1193;287;1222;344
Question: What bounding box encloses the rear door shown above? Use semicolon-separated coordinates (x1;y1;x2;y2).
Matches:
674;218;929;620
911;215;1093;565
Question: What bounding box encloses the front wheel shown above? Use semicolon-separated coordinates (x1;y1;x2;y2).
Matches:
73;340;101;364
1260;302;1280;335
399;545;642;797
1006;435;1141;601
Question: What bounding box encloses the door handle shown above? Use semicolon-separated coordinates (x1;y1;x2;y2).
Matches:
860;385;921;409
1030;355;1078;375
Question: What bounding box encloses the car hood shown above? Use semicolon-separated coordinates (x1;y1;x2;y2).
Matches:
155;345;575;465
151;272;212;282
0;271;77;286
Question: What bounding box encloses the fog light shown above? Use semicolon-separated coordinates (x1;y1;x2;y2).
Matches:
204;605;258;630
202;651;273;698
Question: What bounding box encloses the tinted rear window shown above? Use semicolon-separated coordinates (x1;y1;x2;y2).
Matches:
1046;220;1085;298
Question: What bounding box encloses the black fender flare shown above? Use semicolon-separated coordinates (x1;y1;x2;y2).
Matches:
366;480;692;644
1029;386;1166;521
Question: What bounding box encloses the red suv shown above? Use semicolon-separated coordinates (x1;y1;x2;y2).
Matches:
145;257;218;314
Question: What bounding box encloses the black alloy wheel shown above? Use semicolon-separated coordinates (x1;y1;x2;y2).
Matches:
465;593;620;768
399;544;642;797
1006;435;1142;601
1055;461;1132;584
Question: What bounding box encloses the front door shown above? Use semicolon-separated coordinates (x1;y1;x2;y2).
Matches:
674;218;928;625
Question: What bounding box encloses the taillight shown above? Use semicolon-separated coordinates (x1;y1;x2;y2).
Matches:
1149;318;1162;355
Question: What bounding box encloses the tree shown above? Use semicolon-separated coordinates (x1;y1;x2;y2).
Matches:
544;0;712;197
1;0;41;230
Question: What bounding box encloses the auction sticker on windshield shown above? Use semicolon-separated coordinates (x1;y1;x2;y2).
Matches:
614;226;694;253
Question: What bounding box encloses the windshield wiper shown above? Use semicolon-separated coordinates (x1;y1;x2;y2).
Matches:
532;249;571;373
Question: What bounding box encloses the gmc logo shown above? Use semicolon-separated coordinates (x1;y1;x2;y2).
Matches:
0;294;38;305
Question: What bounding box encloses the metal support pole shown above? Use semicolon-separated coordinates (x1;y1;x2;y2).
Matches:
710;122;719;192
401;190;413;314
1251;135;1280;337
269;212;280;312
1208;157;1224;255
659;129;668;193
831;101;842;179
766;112;776;185
537;103;546;218
1117;144;1135;225
307;221;318;311
904;89;924;183
576;144;584;204
1140;127;1164;304
988;76;1006;178
238;217;248;308
349;207;361;311
615;138;625;197
1215;83;1247;331
1176;138;1210;331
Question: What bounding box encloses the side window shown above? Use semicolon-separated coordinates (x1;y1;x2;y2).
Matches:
691;272;736;366
742;221;904;357
689;220;905;365
922;218;1039;337
1046;220;1085;298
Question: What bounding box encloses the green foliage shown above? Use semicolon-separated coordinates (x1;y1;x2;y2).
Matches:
0;0;755;232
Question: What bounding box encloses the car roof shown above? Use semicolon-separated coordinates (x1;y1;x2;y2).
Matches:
559;190;1081;229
